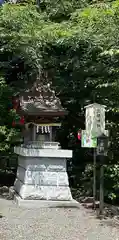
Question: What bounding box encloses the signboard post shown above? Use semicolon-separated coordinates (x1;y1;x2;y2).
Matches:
93;148;96;210
81;130;97;209
97;133;109;215
81;103;108;212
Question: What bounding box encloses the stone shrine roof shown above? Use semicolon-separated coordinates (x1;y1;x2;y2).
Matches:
19;82;67;117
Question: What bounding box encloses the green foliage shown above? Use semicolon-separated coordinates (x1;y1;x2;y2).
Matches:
0;78;21;156
0;0;119;201
104;165;119;202
38;0;89;22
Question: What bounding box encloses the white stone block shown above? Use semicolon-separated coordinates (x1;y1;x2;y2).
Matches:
14;179;72;200
14;147;72;158
18;156;66;172
13;147;73;202
17;166;69;186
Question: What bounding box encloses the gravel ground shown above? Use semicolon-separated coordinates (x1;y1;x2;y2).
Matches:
0;198;119;240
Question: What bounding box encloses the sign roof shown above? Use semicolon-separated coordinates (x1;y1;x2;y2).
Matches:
84;103;106;109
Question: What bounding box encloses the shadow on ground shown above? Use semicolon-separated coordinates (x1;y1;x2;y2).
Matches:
49;205;80;209
77;196;119;226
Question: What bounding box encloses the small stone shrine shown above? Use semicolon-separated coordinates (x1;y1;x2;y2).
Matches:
11;81;77;207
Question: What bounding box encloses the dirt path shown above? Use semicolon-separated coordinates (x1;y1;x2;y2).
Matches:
0;198;119;240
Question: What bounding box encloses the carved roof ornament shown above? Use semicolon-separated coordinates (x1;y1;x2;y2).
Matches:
19;82;67;116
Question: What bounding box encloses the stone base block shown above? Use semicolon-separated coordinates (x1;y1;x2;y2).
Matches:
9;187;79;208
13;147;73;202
14;179;72;200
17;166;69;186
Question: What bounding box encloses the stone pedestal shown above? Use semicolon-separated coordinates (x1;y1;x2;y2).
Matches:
13;147;73;201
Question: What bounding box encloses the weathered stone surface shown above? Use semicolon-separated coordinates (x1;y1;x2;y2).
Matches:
14;147;72;158
14;179;72;200
14;147;73;201
17;166;69;186
18;156;66;172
